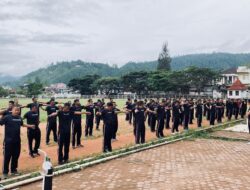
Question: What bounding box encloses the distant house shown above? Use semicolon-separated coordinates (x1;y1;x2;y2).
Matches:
45;83;69;94
44;83;81;98
227;79;248;99
218;67;238;86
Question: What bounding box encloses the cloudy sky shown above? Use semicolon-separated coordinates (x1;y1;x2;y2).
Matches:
1;0;250;76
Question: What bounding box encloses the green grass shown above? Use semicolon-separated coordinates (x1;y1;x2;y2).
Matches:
0;98;127;122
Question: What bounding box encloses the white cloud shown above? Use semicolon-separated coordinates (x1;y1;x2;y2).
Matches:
0;0;250;76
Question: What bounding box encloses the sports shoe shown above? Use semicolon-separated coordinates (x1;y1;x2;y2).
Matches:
1;174;8;180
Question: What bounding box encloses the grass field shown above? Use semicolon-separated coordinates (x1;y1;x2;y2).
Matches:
0;98;127;122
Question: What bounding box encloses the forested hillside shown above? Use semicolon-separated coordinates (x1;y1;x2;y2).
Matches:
8;53;250;86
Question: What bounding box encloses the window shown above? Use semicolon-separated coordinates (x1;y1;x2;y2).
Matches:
229;91;233;96
235;91;239;96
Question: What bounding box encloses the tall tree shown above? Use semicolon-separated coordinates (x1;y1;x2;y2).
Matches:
148;71;171;92
184;66;220;94
26;81;44;97
121;71;149;95
157;42;172;71
68;74;100;95
93;77;121;95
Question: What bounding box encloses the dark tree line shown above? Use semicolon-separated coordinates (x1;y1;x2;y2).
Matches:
68;66;221;95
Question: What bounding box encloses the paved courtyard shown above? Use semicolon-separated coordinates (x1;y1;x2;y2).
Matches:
20;136;250;190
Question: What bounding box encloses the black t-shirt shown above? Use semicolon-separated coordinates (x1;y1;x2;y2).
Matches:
156;105;165;119
58;111;73;134
2;108;12;116
211;103;217;113
126;102;133;110
165;103;171;115
94;103;103;115
101;109;115;127
23;111;39;129
0;115;23;143
173;105;180;118
71;106;84;124
196;103;203;115
27;102;43;115
183;104;190;115
135;107;146;125
113;108;120;124
46;105;59;122
84;105;95;119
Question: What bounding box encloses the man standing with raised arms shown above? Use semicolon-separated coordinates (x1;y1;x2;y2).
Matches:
0;106;35;179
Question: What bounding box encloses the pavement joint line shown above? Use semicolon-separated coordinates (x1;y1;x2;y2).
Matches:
1;119;244;189
209;135;250;142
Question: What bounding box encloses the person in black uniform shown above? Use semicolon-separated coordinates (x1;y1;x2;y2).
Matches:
146;99;153;127
44;99;59;145
165;99;172;129
210;100;216;126
240;100;247;118
216;99;223;123
26;97;46;116
127;99;133;125
179;101;184;125
196;99;203;128
71;99;85;148
84;99;95;137
0;101;15;116
112;102;120;141
125;98;132;122
23;105;41;158
206;99;211;121
203;99;207;117
149;100;157;132
50;103;90;165
95;100;103;131
227;99;234;121
134;101;148;144
46;97;63;105
0;106;35;179
131;99;138;136
172;101;181;134
233;99;240;120
183;100;191;131
189;100;194;124
97;102;126;153
155;100;166;138
221;100;225;118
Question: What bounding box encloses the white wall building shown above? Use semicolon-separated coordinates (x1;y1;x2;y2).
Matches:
217;67;238;86
237;66;250;86
227;79;248;99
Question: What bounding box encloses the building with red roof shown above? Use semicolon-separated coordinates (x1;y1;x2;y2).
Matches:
227;79;248;99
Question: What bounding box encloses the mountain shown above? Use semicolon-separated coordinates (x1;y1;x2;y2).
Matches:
0;74;19;85
19;61;119;85
171;53;250;70
6;52;250;86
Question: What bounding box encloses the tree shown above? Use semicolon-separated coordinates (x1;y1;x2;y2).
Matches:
148;71;171;92
68;75;100;95
26;82;44;97
167;71;190;94
0;86;9;97
184;66;220;94
157;42;171;71
121;71;149;95
93;77;121;95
